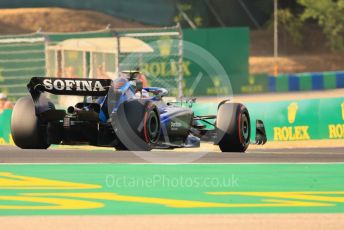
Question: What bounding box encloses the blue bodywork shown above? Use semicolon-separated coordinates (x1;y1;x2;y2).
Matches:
95;78;200;148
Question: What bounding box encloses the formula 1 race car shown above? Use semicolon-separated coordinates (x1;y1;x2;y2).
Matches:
10;72;267;152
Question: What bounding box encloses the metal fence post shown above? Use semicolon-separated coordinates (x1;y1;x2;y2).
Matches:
177;23;184;99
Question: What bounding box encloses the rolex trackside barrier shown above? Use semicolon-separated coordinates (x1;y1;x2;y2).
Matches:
0;97;343;144
192;97;344;141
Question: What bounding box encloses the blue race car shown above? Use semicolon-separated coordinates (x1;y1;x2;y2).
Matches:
10;72;267;152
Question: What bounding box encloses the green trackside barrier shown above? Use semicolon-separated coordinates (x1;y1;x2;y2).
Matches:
270;71;344;92
323;71;337;89
0;109;12;144
319;97;344;139
0;97;343;144
275;74;289;92
240;73;268;94
183;27;249;95
192;97;344;141
298;73;313;91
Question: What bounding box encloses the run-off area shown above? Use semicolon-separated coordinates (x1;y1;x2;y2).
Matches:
0;163;344;215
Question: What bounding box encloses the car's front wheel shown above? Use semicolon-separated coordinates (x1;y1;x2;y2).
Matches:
215;102;250;152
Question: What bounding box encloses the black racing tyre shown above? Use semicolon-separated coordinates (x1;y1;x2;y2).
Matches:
112;138;128;151
11;96;51;149
112;100;160;151
215;103;250;152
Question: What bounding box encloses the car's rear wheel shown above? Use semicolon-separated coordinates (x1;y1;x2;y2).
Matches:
11;96;51;149
112;100;160;151
215;102;250;152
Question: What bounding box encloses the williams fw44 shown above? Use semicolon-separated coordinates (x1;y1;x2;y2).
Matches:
11;75;267;152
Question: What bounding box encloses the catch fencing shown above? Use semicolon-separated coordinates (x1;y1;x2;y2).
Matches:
0;33;45;100
0;25;183;102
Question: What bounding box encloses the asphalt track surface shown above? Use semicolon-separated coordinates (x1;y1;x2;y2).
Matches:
0;145;343;163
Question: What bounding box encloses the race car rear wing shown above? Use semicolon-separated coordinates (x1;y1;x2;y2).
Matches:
27;77;113;100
